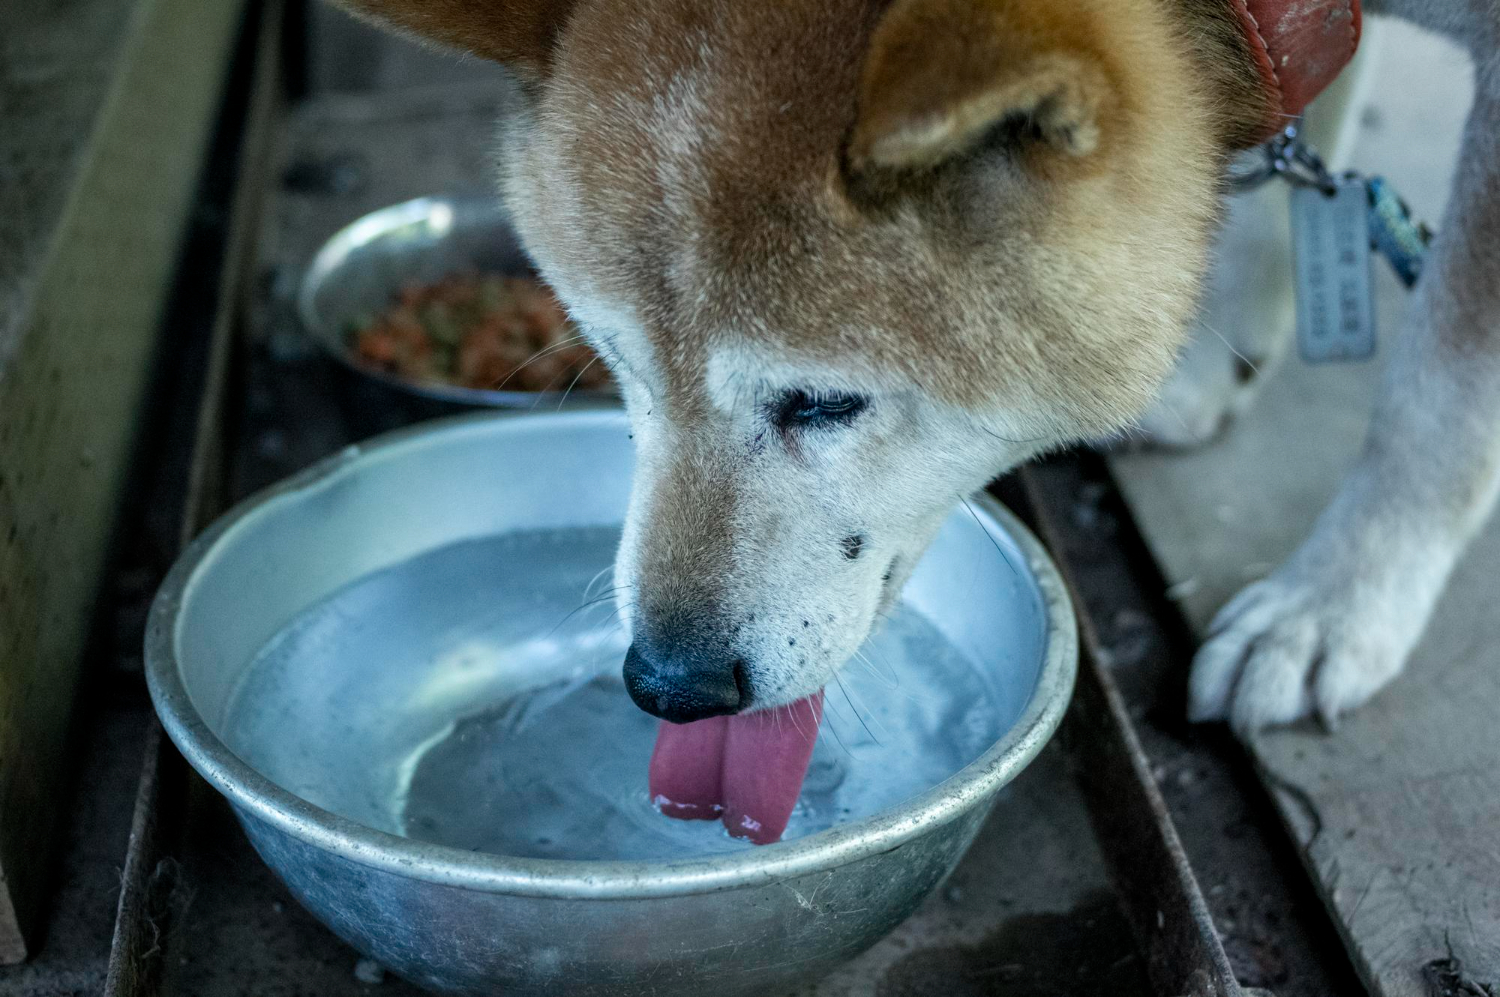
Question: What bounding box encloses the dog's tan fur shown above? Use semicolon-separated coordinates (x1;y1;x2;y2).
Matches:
344;0;1241;425
336;0;1500;728
337;0;573;76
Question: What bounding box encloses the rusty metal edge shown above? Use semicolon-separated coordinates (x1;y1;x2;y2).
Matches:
1013;467;1248;997
102;4;286;994
100;720;182;997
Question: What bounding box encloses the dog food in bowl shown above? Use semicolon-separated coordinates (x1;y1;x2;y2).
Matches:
349;273;609;393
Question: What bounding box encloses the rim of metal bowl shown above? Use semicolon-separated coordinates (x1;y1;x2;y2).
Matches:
297;196;617;409
145;410;1077;900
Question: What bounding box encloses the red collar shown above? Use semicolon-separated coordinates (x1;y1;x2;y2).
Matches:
1230;0;1363;142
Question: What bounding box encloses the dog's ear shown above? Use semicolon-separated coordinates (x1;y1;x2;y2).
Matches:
847;0;1115;174
331;0;577;79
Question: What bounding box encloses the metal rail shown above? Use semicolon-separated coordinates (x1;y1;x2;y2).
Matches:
1016;459;1365;997
103;3;285;993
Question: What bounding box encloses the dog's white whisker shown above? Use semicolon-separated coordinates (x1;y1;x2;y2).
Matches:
786;701;807;742
488;335;589;393
961;496;1024;590
833;674;882;747
854;642;901;686
848;651;898;692
546;589;630;638
817;702;856;759
1203;322;1259;377
556;354;602;411
525;363;579;413
582;564;617;602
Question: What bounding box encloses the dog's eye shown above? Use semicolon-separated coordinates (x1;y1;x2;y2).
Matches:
771;389;869;429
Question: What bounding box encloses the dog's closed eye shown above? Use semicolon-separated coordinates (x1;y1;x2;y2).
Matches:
769;389;869;431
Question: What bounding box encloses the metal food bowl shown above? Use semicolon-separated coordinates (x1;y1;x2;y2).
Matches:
145;411;1076;997
298;196;615;409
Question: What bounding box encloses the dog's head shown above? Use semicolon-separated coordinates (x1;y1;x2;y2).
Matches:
342;0;1238;720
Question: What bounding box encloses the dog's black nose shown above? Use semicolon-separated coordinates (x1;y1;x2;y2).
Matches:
623;643;743;723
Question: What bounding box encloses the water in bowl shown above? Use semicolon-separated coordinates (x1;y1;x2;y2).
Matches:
223;526;1015;861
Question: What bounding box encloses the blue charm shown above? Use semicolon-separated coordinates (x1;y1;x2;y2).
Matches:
1366;176;1433;288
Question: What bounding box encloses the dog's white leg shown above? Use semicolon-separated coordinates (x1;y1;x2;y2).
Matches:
1139;35;1385;451
1190;64;1500;732
1134;183;1295;450
1137;35;1380;450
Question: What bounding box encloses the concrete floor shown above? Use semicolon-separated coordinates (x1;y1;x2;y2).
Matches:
1110;17;1499;997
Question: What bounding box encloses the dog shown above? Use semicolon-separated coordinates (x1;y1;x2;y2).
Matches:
333;0;1498;735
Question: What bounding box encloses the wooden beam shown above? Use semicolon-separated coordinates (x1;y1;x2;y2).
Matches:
0;0;249;961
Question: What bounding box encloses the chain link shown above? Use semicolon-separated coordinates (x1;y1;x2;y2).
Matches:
1228;120;1435;290
1229;122;1340;195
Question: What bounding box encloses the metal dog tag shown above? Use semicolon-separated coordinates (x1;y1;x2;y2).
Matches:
1291;178;1375;363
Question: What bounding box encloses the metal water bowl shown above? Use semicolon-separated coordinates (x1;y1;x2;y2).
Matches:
145;411;1076;996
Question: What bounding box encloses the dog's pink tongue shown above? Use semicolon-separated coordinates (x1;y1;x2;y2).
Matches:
720;693;824;844
648;714;729;820
648;692;824;845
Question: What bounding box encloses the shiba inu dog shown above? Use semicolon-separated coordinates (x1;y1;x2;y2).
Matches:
334;0;1499;737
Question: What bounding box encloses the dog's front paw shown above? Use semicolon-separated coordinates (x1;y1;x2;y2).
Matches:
1187;564;1431;734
